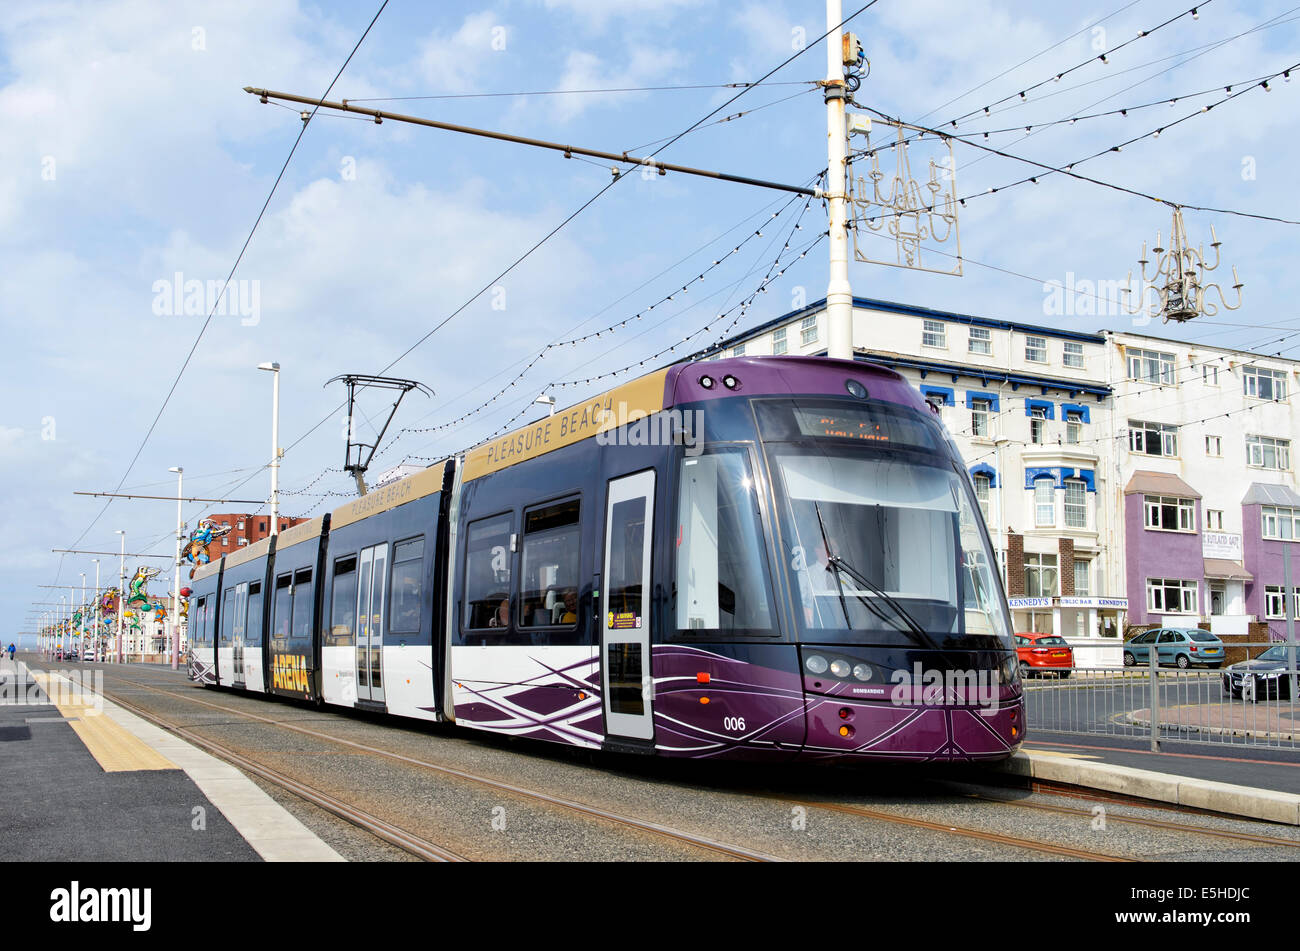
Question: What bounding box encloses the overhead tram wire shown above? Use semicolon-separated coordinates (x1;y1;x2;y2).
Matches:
854;63;1300;227
943;5;1300;181
944;5;1300;132
381;185;816;445
52;0;393;584
914;0;1145;122
943;1;1215;128
367;186;805;457
227;1;885;508
341;80;818;104
870;6;1300;157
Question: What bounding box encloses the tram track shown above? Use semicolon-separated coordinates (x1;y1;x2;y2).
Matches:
962;786;1300;849
107;691;468;862
98;669;1295;861
100;673;781;862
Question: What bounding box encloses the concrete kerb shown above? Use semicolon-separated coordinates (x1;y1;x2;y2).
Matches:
43;670;345;862
993;750;1300;826
1120;709;1299;742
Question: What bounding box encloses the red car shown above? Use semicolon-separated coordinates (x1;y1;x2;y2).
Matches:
1014;632;1073;678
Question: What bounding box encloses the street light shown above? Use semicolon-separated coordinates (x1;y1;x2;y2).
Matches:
91;558;100;661
169;466;183;670
534;394;557;417
115;530;126;664
258;362;281;536
79;572;86;656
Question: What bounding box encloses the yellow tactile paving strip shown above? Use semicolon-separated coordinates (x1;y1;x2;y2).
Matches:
32;672;175;772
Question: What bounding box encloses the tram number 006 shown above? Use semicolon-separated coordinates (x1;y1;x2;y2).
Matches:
723;716;746;732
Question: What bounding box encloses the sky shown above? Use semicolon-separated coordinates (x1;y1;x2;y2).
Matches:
4;0;1299;645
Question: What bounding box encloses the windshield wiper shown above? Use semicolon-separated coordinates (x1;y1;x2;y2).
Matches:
813;503;930;642
813;502;853;628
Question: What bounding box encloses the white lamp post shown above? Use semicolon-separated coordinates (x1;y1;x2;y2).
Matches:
258;362;281;535
91;558;100;661
169;466;183;670
115;530;126;664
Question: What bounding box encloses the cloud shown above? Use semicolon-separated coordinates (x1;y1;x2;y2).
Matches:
416;11;506;93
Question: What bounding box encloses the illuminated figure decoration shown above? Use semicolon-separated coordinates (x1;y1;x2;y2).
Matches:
150;601;169;624
178;598;190;621
182;519;232;578
126;566;162;610
124;610;142;635
101;587;121;614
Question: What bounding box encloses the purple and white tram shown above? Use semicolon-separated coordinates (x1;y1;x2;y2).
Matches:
189;356;1023;763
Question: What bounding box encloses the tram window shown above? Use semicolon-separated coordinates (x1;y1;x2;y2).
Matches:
291;569;313;640
464;514;513;631
675;451;775;635
520;500;580;629
221;588;235;646
389;537;424;635
246;582;264;646
271;574;292;641
329;556;358;646
195;597;208;645
607;499;645;619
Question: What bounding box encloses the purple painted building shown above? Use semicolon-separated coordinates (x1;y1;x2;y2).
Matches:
1123;470;1204;625
1241;483;1300;641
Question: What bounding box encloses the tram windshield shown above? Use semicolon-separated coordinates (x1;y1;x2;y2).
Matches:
757;400;1011;649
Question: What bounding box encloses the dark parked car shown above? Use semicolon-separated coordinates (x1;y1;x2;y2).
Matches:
1222;645;1298;700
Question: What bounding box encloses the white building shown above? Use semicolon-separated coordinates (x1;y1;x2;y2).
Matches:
702;297;1300;655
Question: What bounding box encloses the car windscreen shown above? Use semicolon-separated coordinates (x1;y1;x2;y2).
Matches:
1187;630;1218;642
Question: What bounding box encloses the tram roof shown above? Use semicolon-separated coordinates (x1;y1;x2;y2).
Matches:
460;355;915;482
192;558;220;583
330;460;448;530
274;515;325;552
223;534;273;570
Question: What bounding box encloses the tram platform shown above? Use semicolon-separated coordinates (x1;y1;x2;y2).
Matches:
0;656;341;862
993;736;1300;825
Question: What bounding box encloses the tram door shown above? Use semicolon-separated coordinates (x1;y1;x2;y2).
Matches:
600;470;655;742
356;544;387;703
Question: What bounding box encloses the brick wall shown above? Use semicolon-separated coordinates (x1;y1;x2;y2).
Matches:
1007;532;1025;597
1058;537;1075;596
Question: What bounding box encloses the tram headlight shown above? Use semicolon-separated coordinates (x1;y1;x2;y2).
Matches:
805;654;829;675
852;663;872;682
699;375;715;389
829;658;851;679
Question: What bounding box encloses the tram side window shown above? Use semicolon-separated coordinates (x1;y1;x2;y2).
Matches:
520;500;580;630
607;499;646;620
271;575;292;642
220;589;235;646
675;451;776;635
246;582;264;646
328;556;358;646
463;514;513;634
389;537;424;635
195;597;208;645
291;568;313;641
